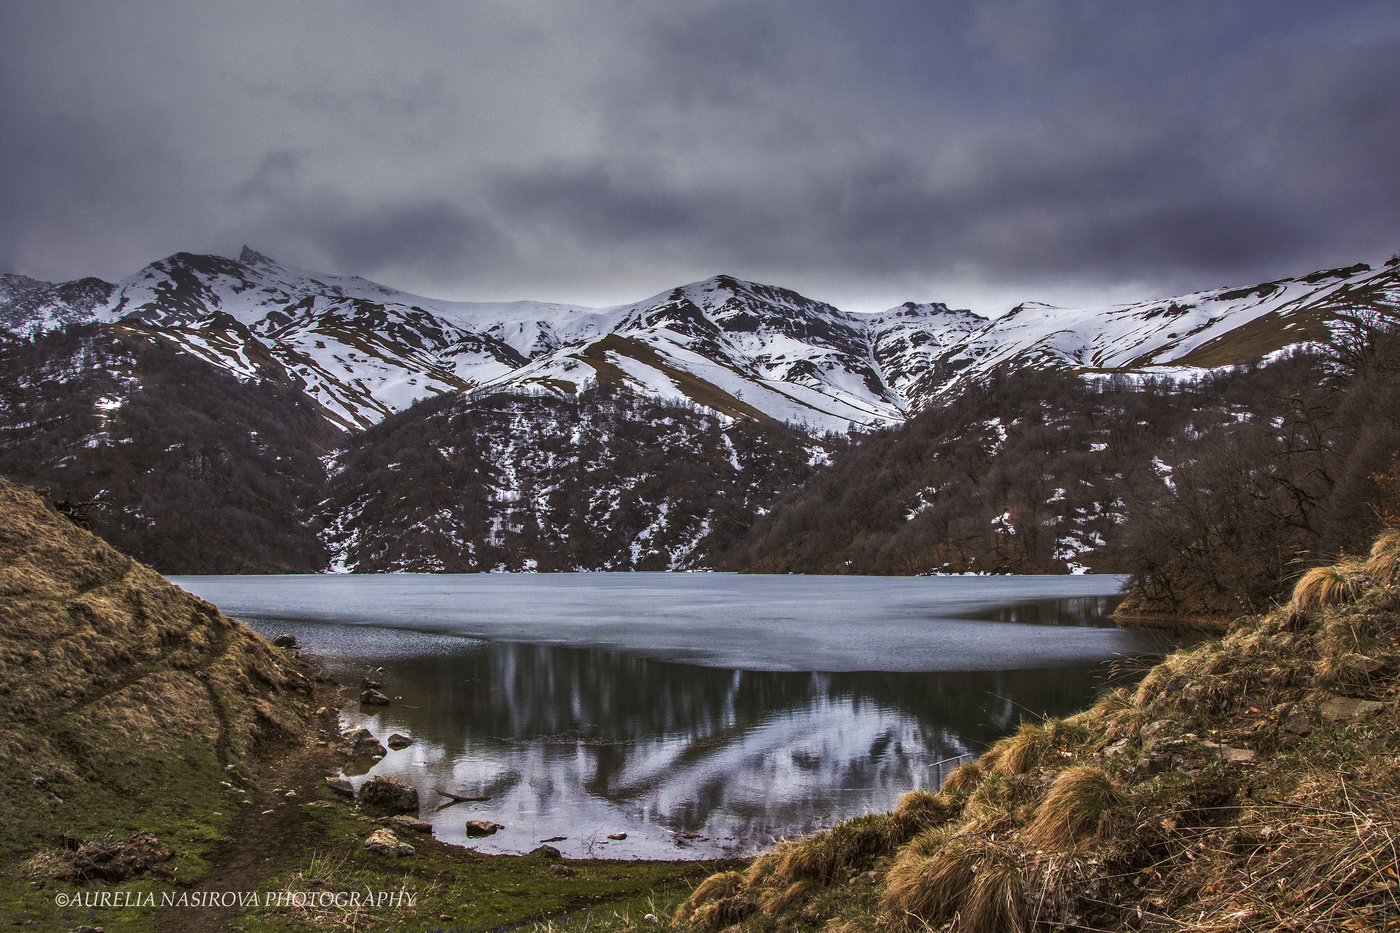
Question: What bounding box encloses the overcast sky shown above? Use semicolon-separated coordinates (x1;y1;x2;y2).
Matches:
2;1;1398;315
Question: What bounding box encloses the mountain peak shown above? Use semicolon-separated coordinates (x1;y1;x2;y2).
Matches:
238;246;277;267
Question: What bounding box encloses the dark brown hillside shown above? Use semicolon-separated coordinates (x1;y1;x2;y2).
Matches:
722;348;1400;627
0;326;338;573
0;475;318;927
720;365;1213;576
320;385;822;572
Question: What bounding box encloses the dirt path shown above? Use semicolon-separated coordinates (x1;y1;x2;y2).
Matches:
156;681;346;933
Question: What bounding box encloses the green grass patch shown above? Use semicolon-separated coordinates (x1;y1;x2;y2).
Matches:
230;788;732;932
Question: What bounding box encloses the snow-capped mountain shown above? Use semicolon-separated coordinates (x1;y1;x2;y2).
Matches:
946;260;1394;379
2;247;1397;433
40;248;912;431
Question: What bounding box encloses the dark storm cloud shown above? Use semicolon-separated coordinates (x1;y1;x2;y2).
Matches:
308;199;509;281
1;1;1397;312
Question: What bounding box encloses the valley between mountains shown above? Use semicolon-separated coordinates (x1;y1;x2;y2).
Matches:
3;248;1400;620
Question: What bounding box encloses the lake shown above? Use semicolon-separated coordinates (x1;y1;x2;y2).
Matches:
172;573;1176;859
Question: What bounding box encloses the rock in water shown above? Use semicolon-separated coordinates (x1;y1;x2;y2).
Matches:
466;819;504;837
386;732;414;750
360;688;391;706
340;726;386;759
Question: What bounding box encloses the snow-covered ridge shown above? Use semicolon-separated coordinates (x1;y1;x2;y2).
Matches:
3;248;1396;432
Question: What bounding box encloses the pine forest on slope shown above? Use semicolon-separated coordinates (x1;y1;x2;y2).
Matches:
2;247;1399;612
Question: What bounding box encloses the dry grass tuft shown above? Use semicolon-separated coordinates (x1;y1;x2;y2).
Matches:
964;771;1016;825
884;837;1026;933
890;789;956;837
882;837;977;930
758;879;816;915
1085;686;1134;722
773;837;825;883
1133;663;1173;706
1290;564;1366;613
676;871;752;929
962;854;1026;933
993;722;1049;775
1027;766;1121;852
772;814;899;885
743;850;779;887
1366;530;1400;586
941;760;983;797
687;869;744;907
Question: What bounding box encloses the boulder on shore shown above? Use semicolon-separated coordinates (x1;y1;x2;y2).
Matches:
358;775;419;813
364;828;415;857
387;815;432;833
324;776;354;797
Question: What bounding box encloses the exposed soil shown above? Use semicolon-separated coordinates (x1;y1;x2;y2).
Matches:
156;678;346;933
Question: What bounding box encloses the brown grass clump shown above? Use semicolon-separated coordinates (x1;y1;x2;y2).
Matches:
675;871;754;929
961;855;1026;933
882;837;977;929
889;789;957;837
991;721;1048;775
1084;686;1133;722
1365;530;1400;586
941;760;983;796
1027;766;1122;852
742;849;779;887
963;771;1016;826
1290;564;1366;613
773;837;825;883
884;837;1025;933
772;814;899;884
1133;662;1173;706
758;879;816;915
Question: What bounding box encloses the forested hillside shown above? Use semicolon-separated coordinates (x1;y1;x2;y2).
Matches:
726;331;1400;622
321;386;823;572
0;326;336;573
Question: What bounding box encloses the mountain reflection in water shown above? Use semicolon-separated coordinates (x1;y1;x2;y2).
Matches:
235;621;1148;859
171;574;1174;859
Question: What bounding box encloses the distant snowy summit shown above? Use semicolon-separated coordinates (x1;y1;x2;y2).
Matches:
2;248;1396;432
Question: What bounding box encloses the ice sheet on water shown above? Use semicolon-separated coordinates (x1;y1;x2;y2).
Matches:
172;573;1153;673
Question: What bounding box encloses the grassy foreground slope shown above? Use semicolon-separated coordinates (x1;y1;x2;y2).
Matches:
0;474;319;928
670;533;1400;932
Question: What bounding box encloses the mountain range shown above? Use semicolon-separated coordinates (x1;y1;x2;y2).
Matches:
5;247;1396;435
1;247;1397;581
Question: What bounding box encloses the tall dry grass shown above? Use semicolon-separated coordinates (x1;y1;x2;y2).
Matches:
1289;564;1365;613
1027;766;1122;852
